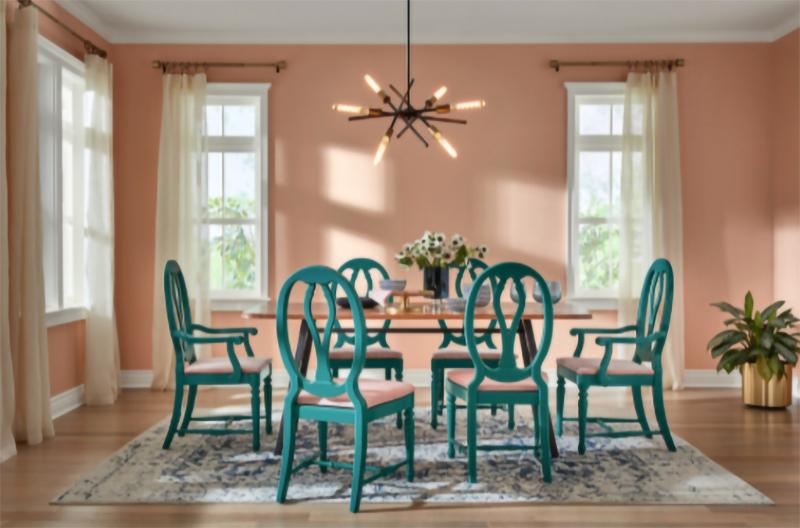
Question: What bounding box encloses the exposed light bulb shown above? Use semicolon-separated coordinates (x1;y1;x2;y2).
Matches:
364;74;381;93
451;99;486;111
434;86;448;100
427;125;458;158
331;104;369;115
374;128;394;165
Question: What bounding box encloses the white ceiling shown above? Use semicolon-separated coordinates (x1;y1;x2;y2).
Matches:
59;0;800;44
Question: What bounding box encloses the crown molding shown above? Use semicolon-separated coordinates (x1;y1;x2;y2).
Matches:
55;0;115;43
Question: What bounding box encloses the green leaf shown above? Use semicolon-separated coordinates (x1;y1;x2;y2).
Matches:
711;342;739;358
774;340;798;365
744;292;754;318
707;329;745;350
761;300;785;320
711;302;744;318
775;332;798;347
760;332;774;350
756;354;773;381
769;355;783;379
754;311;763;329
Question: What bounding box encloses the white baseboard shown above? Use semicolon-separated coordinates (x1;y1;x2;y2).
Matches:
50;385;85;419
682;369;741;388
120;370;154;388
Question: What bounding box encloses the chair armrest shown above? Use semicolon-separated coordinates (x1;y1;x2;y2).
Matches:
569;325;637;337
595;332;665;347
172;330;244;345
190;323;258;336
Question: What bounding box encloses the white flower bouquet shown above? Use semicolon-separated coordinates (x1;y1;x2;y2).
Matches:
394;231;488;269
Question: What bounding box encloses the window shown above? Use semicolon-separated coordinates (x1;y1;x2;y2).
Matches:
204;84;269;304
38;38;87;321
566;83;625;301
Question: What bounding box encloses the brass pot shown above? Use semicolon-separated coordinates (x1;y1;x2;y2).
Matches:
741;362;793;408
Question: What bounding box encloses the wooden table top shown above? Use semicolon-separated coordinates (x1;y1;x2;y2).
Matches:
243;300;592;321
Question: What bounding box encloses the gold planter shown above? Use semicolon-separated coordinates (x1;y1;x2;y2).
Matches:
741;362;793;408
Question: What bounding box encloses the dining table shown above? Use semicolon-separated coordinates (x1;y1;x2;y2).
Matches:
244;300;592;456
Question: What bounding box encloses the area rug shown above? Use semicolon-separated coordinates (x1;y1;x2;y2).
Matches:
54;408;771;505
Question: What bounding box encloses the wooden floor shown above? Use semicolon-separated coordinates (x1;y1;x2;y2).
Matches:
1;387;798;528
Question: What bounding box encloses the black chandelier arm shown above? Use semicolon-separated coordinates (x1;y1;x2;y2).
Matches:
347;112;395;121
401;119;429;147
422;116;468;125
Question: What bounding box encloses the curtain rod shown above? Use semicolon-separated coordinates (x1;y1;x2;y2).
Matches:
549;59;685;72
18;0;107;58
152;60;288;74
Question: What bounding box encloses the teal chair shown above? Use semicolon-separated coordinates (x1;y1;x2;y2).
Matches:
275;265;415;513
431;258;512;429
446;262;554;483
162;260;272;452
556;258;676;454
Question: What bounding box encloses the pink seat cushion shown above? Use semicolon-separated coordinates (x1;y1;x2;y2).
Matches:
329;348;402;360
185;356;271;375
298;379;414;408
446;369;547;392
557;357;654;376
432;348;502;361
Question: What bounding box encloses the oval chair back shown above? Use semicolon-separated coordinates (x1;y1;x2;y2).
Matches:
277;265;370;410
464;262;554;389
634;258;674;364
438;258;497;349
333;258;391;349
164;260;196;366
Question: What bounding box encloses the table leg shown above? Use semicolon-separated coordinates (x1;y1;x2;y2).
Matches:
518;319;559;459
274;319;313;456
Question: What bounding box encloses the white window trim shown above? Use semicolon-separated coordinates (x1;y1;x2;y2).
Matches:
205;83;270;310
39;37;89;325
565;82;625;307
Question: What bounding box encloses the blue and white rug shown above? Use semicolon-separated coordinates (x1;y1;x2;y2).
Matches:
54;408;771;505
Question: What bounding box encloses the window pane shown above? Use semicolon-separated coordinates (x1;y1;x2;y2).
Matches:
578;151;610;217
579;104;611;135
207;152;223;218
205;105;222;136
209;224;224;290
223;105;256;136
223;152;256;218
222;225;256;290
63;222;75;304
611;151;621;217
612;104;624;135
578;223;620;291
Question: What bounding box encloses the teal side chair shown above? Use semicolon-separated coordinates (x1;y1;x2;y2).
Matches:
445;262;554;484
556;258;676;454
275;265;415;513
162;260;272;452
431;258;510;429
330;258;404;428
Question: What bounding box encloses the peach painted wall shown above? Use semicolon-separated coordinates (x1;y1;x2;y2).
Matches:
4;0;110;396
112;40;789;374
770;29;800;312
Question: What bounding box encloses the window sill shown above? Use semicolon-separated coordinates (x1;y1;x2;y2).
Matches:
568;298;618;311
46;306;87;328
211;298;270;312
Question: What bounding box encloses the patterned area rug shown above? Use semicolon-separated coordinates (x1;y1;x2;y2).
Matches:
54;408;771;505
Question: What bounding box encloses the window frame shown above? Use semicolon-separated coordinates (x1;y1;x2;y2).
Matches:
204;83;270;309
37;36;88;326
565;82;625;306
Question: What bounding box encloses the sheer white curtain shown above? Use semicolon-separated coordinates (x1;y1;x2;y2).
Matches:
83;54;120;405
151;73;210;390
619;71;685;390
7;5;54;448
1;0;18;463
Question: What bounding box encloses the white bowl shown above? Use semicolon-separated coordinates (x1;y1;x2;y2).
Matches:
379;279;407;291
463;283;491;307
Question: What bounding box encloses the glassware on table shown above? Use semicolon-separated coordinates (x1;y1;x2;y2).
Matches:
533;280;562;304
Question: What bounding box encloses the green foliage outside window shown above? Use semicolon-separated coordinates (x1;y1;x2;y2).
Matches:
208;195;256;290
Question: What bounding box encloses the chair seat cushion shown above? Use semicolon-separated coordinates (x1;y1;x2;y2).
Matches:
557;357;654;376
298;379;414;408
185;356;271;375
432;348;502;361
446;369;547;392
329;347;402;360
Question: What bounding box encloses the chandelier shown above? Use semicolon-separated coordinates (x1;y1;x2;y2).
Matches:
332;0;486;165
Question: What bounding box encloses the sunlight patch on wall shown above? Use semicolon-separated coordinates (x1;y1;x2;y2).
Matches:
322;146;391;214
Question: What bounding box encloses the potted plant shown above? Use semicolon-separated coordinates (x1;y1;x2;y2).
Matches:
708;292;798;408
394;232;487;299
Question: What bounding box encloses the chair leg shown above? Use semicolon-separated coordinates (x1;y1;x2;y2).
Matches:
162;383;184;449
632;385;652;438
447;392;456;459
556;376;565;437
178;385;197;437
507;404;515;430
331;367;339;378
531;404;539;447
404;407;415;482
438;373;445;416
467;399;478;484
318;421;328;473
264;376;273;435
538;400;552;483
350;416;368;513
276;407;298;504
652;382;677;452
430;367;440;429
250;382;261;452
395;365;403;429
384;368;391;380
490;404;497;416
577;385;588;455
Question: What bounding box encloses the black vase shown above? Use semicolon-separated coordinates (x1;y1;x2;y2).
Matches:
423;267;450;299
